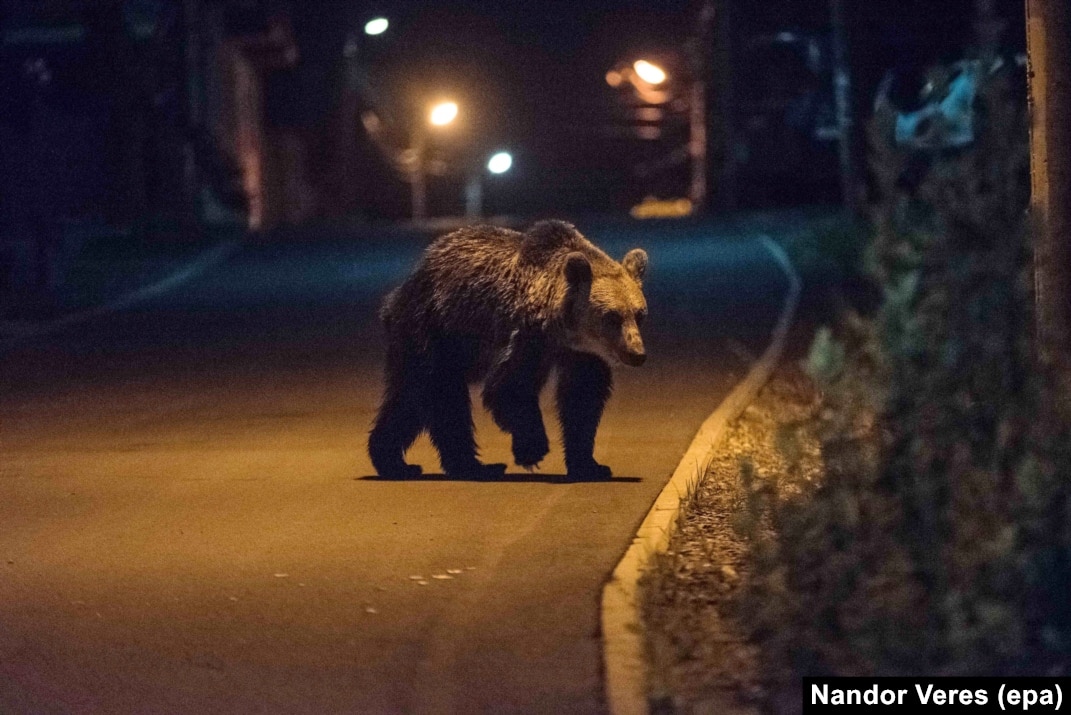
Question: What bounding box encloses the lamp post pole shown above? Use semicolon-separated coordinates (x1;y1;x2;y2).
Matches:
465;170;482;220
466;152;512;219
411;134;428;222
688;62;708;209
411;101;458;221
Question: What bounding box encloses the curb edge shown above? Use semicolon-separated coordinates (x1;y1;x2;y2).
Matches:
601;235;802;715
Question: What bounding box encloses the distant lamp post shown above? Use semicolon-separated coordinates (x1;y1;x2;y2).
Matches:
487;151;513;175
363;17;389;36
466;151;513;219
632;59;667;85
411;100;460;221
337;14;390;215
606;58;671;106
606;53;706;209
429;101;459;127
346;16;389;56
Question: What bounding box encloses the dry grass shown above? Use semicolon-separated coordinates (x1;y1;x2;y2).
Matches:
641;363;822;714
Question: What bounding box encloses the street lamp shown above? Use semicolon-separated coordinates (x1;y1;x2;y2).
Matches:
633;59;667;85
363;17;389;36
487;151;513;174
346;15;390;57
337;15;390;214
411;100;460;221
466;150;513;219
606;58;670;104
429;101;459;127
606;55;706;209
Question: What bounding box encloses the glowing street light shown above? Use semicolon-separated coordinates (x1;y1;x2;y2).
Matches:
487;151;513;174
633;59;667;85
606;58;670;104
467;150;514;219
411;101;460;221
429;101;459;127
364;17;389;36
607;54;706;208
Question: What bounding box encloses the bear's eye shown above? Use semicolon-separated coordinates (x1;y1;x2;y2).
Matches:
602;312;623;328
635;309;647;326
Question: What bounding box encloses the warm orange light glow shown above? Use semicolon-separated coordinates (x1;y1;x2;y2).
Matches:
429;101;459;126
633;60;667;85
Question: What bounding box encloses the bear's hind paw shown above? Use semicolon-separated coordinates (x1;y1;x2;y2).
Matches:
566;462;613;482
377;463;423;480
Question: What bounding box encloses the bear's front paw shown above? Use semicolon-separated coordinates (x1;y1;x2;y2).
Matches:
566;461;613;481
512;431;550;469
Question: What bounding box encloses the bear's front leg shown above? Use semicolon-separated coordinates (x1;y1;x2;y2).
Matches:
484;378;550;469
511;426;550;470
483;332;551;470
556;351;614;480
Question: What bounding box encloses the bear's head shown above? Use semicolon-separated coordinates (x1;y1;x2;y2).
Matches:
563;248;649;367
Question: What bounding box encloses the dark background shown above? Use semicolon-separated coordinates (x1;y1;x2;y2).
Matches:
0;0;1027;230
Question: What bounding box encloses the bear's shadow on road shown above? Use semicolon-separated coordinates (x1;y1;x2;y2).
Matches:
358;473;642;484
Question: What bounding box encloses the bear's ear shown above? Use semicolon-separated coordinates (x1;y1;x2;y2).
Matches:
622;248;648;283
564;252;592;287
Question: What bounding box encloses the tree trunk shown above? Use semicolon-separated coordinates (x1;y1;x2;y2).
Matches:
1028;0;1071;380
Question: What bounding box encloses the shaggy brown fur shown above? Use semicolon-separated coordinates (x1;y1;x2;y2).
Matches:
368;220;648;480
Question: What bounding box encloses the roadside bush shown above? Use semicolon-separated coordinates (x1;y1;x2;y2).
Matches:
784;213;881;324
741;59;1071;705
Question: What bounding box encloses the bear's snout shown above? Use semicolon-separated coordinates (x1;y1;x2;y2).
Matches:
622;329;646;366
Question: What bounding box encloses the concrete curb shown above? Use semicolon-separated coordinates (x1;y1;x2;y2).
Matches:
601;235;802;715
0;239;241;347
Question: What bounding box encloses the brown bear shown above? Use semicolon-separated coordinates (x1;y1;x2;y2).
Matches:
368;220;648;480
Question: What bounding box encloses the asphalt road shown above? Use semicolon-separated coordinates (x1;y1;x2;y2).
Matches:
0;217;793;714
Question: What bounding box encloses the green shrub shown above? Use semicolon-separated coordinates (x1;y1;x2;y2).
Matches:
742;59;1071;705
785;214;870;285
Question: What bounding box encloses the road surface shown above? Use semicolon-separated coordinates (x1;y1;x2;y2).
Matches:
0;217;794;714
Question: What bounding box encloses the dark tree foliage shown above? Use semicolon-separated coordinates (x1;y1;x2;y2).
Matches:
743;59;1071;706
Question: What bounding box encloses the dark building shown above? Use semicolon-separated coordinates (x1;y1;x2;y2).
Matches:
0;0;301;245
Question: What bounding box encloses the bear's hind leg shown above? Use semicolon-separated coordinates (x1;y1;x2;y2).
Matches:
368;361;424;479
556;352;614;480
427;366;505;480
